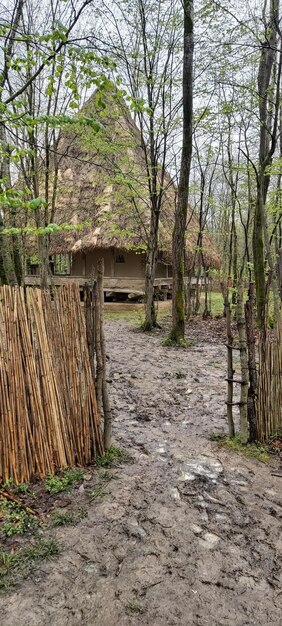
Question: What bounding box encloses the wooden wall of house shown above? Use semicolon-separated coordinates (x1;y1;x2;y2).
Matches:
71;248;144;278
113;250;144;278
155;262;168;278
71;248;169;280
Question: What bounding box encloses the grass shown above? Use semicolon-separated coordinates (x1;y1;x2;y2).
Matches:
90;487;107;499
96;446;130;468
45;467;83;493
175;370;186;379
51;509;87;527
103;291;274;325
98;469;118;481
45;467;84;494
124;602;145;615
0;498;37;537
209;432;271;463
209;292;224;317
104;301;171;326
0;537;59;591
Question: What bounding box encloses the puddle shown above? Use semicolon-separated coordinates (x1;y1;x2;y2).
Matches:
179;456;223;484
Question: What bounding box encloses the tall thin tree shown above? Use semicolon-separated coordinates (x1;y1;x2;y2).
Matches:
170;0;194;343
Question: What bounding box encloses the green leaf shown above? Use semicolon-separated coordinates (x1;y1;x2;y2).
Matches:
29;197;47;210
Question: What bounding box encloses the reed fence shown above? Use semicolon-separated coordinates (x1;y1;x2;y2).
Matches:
0;284;104;484
257;314;282;441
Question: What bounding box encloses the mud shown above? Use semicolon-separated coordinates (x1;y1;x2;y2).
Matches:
1;318;281;626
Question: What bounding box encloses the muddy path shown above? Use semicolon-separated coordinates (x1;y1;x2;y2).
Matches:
1;318;282;626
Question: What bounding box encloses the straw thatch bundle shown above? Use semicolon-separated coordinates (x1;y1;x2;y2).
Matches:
23;90;221;270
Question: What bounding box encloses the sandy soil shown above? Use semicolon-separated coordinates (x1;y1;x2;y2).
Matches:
1;317;282;626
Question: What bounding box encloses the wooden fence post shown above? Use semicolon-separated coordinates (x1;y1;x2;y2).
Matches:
95;259;112;450
85;285;96;383
236;284;249;444
245;282;258;441
221;282;235;438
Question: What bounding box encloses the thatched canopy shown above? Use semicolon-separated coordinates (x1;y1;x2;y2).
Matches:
28;91;221;270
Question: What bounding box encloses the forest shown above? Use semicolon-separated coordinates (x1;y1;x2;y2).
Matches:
0;1;281;625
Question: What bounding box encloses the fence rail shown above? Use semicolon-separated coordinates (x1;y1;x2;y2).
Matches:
0;284;104;484
257;314;282;441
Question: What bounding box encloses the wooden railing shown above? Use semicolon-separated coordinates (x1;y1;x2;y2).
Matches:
24;274;207;292
25;274;174;294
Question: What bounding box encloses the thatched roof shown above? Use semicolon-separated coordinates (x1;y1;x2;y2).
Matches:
28;91;221;270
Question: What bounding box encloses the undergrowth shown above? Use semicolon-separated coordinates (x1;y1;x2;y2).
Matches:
90;487;108;499
45;467;84;494
51;509;86;527
209;432;270;463
0;538;59;591
97;446;130;468
0;499;37;537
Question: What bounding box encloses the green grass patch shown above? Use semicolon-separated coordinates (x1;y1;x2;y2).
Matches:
175;370;186;379
98;469;118;481
104;302;171;327
209;292;224;317
210;432;271;463
90;487;107;500
51;509;87;527
16;482;35;497
45;467;84;494
0;537;59;591
96;446;130;468
0;498;37;537
105;308;145;325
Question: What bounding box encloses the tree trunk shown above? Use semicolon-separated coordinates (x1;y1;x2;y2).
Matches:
253;184;266;328
170;0;194;343
0;127;20;286
0;236;17;285
253;0;280;327
221;283;235;438
38;234;50;289
143;217;159;330
245;282;258;442
236;284;249;444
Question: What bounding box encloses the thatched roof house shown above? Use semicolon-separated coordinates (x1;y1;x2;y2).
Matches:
26;91;220;295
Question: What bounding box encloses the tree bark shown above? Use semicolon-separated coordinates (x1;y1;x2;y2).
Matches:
221;283;235;437
236;284;249;443
253;0;280;327
143;217;159;330
170;0;194;343
245;282;258;441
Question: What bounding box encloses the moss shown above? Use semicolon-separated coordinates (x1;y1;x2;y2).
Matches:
162;336;187;347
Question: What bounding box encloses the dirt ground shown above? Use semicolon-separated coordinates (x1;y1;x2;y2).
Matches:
1;316;282;626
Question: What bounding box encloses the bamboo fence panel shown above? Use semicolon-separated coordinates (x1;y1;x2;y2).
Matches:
0;284;103;484
257;314;282;441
